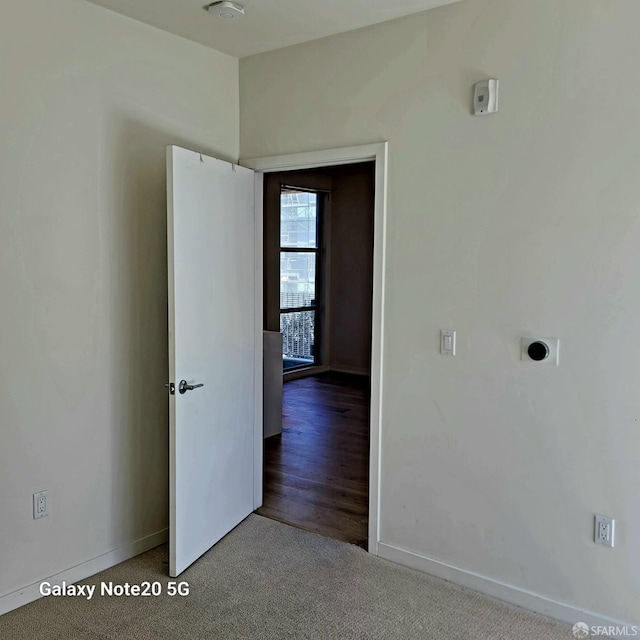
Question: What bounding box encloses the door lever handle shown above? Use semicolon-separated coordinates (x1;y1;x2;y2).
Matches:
178;380;204;395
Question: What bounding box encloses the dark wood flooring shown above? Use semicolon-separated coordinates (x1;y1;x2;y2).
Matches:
256;372;370;549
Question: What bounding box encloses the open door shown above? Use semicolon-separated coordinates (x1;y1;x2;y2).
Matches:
167;146;258;577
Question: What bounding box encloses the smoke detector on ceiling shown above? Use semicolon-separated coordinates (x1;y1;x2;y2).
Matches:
207;1;245;19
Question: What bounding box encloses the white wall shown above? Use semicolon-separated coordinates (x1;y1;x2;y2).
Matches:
241;0;640;625
0;0;238;599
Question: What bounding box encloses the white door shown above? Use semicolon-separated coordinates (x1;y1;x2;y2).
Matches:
167;146;258;577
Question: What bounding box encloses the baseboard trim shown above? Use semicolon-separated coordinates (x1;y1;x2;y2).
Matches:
283;365;329;382
329;366;369;376
0;528;168;616
377;541;636;640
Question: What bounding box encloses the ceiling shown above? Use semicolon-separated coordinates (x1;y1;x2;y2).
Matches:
84;0;461;58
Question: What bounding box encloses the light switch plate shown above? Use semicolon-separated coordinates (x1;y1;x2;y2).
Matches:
441;330;456;356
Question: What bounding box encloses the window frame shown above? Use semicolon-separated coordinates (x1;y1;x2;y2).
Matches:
279;187;323;369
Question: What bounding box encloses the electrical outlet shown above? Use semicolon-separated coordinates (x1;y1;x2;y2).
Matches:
33;491;49;519
594;514;614;547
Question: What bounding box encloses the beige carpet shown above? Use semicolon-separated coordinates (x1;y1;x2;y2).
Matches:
0;515;572;639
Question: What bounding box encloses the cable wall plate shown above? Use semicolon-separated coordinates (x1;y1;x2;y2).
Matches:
521;337;559;366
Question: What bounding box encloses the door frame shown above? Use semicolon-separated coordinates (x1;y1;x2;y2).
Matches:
243;142;388;555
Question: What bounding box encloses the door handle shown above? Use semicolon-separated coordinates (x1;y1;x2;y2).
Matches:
178;380;204;395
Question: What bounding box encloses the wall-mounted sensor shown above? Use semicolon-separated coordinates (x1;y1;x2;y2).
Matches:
473;79;499;115
521;337;559;366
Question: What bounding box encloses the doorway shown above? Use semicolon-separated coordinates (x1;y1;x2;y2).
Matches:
258;161;375;549
243;142;388;555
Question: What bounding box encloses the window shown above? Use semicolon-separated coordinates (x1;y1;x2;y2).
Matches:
280;190;320;371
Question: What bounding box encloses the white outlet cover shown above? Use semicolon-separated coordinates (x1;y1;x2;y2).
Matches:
521;337;559;366
33;490;48;519
594;514;615;547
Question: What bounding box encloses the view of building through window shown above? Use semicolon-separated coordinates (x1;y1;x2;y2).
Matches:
280;191;319;370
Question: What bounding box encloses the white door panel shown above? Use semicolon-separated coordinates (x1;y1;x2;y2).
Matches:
167;146;256;577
